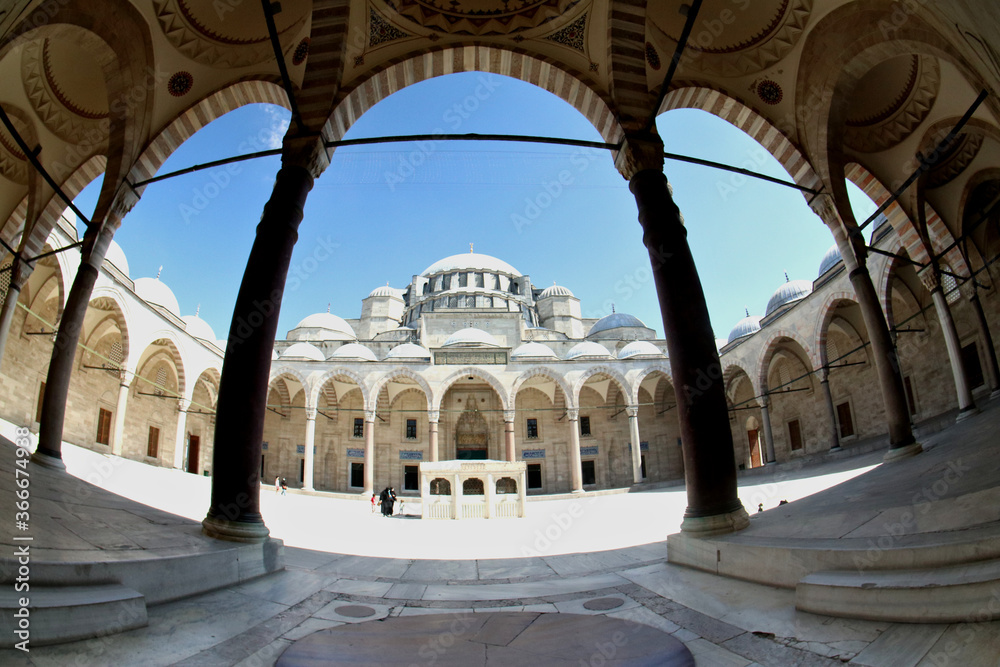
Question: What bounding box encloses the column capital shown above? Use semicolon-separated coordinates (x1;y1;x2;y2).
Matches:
614;132;664;181
177;397;190;412
427;409;440;424
625;406;639;418
282;133;330;179
503;409;517;423
305;406;317;421
958;278;977;302
917;264;941;292
819;366;830;383
566;408;579;421
809;194;840;227
759;394;769;409
108;187;141;229
364;409;376;422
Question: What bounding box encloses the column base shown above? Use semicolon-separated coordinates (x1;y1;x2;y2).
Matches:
883;442;923;463
955;406;980;422
202;515;270;543
30;449;66;470
571;488;585;494
990;390;1000;401
680;506;750;537
829;445;843;452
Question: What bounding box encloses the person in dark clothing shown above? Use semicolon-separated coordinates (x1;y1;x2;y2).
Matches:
378;486;396;517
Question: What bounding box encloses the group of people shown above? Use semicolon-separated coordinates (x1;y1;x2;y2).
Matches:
372;486;402;517
274;476;287;495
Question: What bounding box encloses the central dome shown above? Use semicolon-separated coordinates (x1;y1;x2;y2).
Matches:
421;252;520;277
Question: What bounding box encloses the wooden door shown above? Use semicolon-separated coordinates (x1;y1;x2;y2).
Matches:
748;430;761;469
187;435;200;474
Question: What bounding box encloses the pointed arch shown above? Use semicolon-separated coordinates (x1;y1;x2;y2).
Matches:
511;367;574;410
628;364;673;406
368;367;434;413
571;365;631;408
310;367;369;410
433;367;509;412
756;329;818;392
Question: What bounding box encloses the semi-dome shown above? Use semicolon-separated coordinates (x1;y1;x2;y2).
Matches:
538;284;574;299
105;241;129;277
443;328;499;347
385;342;431;361
818;245;843;277
421;252;520;277
617;341;664;359
330;343;378;361
134;277;180;316
765;280;813;316
511;342;559;359
181;315;216;342
565;341;612;360
280;342;325;361
587;312;647;337
368;285;403;299
727;315;762;344
291;312;356;340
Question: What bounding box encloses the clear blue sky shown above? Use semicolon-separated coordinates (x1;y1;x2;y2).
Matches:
72;72;877;344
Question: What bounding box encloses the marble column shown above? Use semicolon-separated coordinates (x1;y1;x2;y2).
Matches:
964;285;1000;399
110;376;132;457
503;409;516;463
363;410;375;496
567;408;583;493
428;410;439;462
819;368;841;450
302;406;316;491
202;134;328;543
173;398;190;470
921;267;977;419
34;191;137;469
626;406;643;484
812;197;920;461
452;473;462;520
759;395;776;464
617;132;748;536
0;258;27;363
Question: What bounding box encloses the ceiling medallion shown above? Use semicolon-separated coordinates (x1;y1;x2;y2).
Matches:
543;12;586;52
756;79;782;105
384;0;583;36
646;42;661;70
292;38;310;66
370;8;410;48
167;71;194;97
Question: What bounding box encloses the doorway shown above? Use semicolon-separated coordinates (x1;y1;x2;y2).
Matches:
186;435;200;474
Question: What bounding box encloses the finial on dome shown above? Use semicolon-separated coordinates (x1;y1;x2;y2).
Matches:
156;265;163;279
327;302;330;313
745;306;749;317
195;303;200;317
611;303;616;314
469;242;474;253
784;270;790;282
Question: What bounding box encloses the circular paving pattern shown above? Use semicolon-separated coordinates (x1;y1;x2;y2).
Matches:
334;604;377;618
277;611;695;666
583;596;625;611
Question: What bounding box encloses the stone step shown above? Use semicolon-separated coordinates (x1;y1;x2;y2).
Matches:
0;583;147;647
795;558;1000;622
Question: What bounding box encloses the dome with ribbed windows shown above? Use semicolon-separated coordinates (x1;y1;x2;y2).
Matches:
368;285;404;299
421;252;520;277
765;280;812;316
538;284;574;299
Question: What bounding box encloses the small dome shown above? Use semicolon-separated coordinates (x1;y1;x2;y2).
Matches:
538;284;574;299
330;343;378;361
386;342;431;361
765;280;813;316
511;342;559;359
727;315;762;343
588;312;647;337
421;252;520;277
280;342;325;361
271;348;279;360
443;328;499;347
618;341;664;359
291;312;356;341
134;277;181;317
565;341;612;360
105;241;129;277
818;245;843;278
368;285;403;299
182;315;216;342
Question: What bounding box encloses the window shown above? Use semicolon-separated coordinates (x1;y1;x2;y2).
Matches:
35;381;45;423
582;460;596;485
405;419;417;440
903;376;918;416
350;462;364;488
640;454;647;479
463;478;484;495
147;426;160;458
526;418;538;439
579;416;591;436
836;402;855;438
96;408;112;445
353;417;364;438
299;459;305;483
527;464;542;489
496;477;517;494
404;465;418;491
430;478;451;495
459;272;468;287
788;419;803;451
261;454;266;478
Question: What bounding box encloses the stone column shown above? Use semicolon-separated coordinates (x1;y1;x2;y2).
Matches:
617;132;748;536
202;134;328;542
302;406;316;491
920;267;977;419
759;395;776;464
428;410;439;462
33;191;138;469
452;473;462;520
963;285;1000;399
363;409;375;496
173;398;190;470
503;409;516;463
819;368;841;450
626;406;643;484
484;472;494;519
567;408;583;493
812;197;920;461
0;258;28;362
110;376;132;457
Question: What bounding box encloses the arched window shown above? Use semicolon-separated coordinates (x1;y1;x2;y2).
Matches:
463;478;484;495
430;478;451;495
496;477;517;494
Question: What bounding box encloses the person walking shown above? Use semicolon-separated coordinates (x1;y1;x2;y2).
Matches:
378;486;396;517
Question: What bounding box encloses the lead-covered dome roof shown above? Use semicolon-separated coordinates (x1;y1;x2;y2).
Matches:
421;252;520;277
511;342;559;359
818;245;843;277
727;315;762;344
443;328;499;347
181;315;216;342
617;341;665;359
385;342;431;361
280;342;325;361
291;312;356;340
134;277;180;317
330;343;378;361
565;341;612;360
587;312;647;337
765;280;812;316
538;284;574;299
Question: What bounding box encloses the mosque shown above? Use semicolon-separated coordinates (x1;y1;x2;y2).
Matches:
1;0;1000;660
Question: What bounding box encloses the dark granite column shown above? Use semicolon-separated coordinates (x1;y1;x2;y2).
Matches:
202;135;328;542
963;285;1000;399
617;133;748;536
33;191;138;469
812;198;920;462
920;266;977;419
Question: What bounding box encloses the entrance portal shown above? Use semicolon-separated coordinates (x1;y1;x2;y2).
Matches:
455;397;488;460
187;435;200;474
